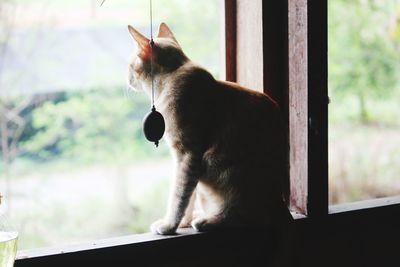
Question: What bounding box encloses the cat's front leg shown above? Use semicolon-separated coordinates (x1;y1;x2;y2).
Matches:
178;189;197;228
151;153;201;235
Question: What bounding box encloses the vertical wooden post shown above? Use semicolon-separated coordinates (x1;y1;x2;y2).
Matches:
307;0;328;217
262;1;288;107
228;0;328;216
288;0;308;214
235;0;263;92
262;1;290;207
224;0;236;82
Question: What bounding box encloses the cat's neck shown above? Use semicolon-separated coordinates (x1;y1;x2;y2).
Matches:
145;74;169;101
140;72;174;113
147;61;217;113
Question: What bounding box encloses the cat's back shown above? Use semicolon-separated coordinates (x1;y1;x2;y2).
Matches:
216;80;280;117
169;64;281;127
164;63;284;156
195;79;286;172
214;80;284;144
162;63;219;151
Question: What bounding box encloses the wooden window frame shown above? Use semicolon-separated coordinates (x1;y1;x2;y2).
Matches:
230;0;330;217
14;0;400;266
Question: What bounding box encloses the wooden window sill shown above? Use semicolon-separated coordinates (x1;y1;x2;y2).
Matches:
16;228;201;260
15;226;277;267
329;196;400;214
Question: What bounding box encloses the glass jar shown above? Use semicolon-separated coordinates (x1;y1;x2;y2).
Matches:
0;194;18;267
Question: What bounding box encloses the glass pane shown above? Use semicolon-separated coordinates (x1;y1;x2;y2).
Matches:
329;0;400;204
0;0;223;250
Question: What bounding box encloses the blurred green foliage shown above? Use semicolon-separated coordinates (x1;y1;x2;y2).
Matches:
18;88;169;163
329;0;400;205
329;0;400;123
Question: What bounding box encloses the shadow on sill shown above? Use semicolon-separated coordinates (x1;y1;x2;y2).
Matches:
16;226;285;267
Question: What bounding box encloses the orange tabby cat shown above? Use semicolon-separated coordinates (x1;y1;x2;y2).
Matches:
127;23;291;235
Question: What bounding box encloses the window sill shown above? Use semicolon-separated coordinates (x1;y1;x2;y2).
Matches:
15;227;275;267
15;200;400;267
289;196;400;225
329;196;400;214
17;212;307;262
16;228;201;260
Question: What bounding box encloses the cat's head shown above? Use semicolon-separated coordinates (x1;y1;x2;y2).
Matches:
127;22;188;94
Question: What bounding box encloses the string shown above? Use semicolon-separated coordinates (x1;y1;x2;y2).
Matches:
150;0;153;40
149;0;155;109
102;0;155;108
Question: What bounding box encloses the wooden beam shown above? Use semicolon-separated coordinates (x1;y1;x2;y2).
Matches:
288;0;308;214
224;0;236;82
262;1;288;106
236;0;263;92
307;0;328;217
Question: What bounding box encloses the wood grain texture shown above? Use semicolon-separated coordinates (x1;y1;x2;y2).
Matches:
236;0;263;92
224;0;236;82
288;0;308;214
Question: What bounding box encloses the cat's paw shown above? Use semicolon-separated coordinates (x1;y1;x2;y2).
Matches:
150;219;177;235
178;217;192;228
191;216;222;232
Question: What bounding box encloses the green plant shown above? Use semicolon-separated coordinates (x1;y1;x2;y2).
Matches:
329;0;400;123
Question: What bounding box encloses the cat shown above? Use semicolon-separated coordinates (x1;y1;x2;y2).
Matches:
127;22;292;236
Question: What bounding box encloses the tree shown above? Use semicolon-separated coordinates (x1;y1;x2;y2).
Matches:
329;0;400;122
0;0;31;210
21;89;163;163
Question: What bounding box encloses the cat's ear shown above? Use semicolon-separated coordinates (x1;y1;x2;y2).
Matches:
157;22;180;45
128;25;152;61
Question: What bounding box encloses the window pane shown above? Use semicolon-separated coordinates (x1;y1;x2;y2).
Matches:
0;0;223;250
329;0;400;204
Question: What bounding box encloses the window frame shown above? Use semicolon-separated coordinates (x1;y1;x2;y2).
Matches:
304;0;329;217
14;0;400;266
286;0;400;217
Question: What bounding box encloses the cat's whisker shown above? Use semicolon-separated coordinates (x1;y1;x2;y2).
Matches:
125;85;131;99
124;79;136;99
122;85;128;98
125;89;132;99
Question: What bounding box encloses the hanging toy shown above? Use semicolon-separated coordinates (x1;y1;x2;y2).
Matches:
103;0;165;147
143;105;165;147
142;0;165;147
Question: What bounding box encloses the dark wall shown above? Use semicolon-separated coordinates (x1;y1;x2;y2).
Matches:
293;206;400;267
